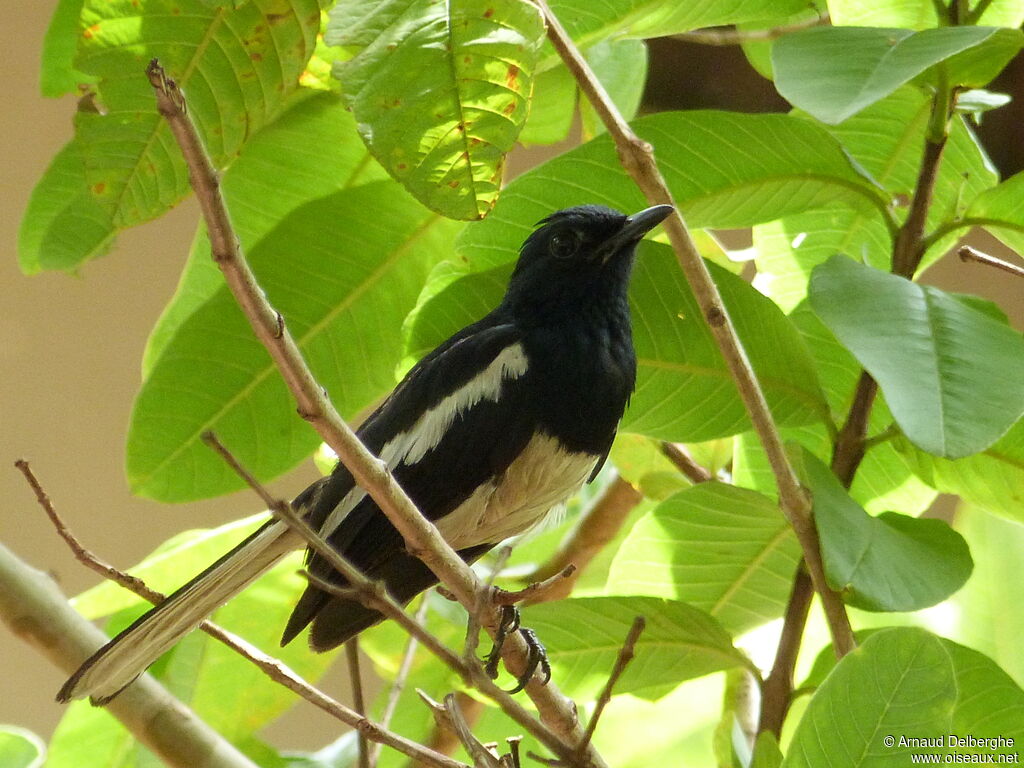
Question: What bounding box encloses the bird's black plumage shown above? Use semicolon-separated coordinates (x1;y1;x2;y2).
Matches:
283;203;672;650
58;203;673;704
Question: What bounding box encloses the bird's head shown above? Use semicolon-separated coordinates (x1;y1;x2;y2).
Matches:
504;204;673;318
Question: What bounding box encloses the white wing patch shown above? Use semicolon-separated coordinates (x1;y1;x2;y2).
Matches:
319;342;529;537
435;431;598;550
382;342;529;466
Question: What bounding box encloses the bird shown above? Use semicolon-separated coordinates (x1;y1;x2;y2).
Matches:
58;202;674;705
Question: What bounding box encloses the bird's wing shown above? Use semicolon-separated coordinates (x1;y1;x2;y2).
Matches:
282;318;544;645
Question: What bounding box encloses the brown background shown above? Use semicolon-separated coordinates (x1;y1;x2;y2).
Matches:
4;0;1023;757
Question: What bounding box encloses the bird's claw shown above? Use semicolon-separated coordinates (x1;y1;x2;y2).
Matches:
483;605;551;693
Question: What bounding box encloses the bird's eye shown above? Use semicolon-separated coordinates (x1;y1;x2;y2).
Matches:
548;230;580;259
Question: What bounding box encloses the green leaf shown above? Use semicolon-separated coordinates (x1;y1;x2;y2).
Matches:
785;627;952;767
606;482;801;635
156;557;336;742
785;628;1024;767
73;0;321;229
328;0;545;220
17;139;117;274
774;26;1023;124
541;0;807;67
580;39;648;139
901;418;1024;522
127;182;456;501
73;513;268;619
792;446;973;612
523;596;751;699
518;63;576;146
963;169;1024;255
954;509;1024;689
46;700;150;768
751;732;783;768
827;0;1024;29
608;434;690;501
791;304;938;516
753;87;996;311
406;243;829;443
141;91;388;374
457;110;886;272
40;0;94;97
810;255;1024;458
0;727;45;768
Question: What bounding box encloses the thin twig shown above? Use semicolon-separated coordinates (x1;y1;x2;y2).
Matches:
16;460;471;768
756;568;813;737
493;565;576;606
958;244;1024;279
659;442;714;484
535;0;854;656
203;433;585;767
672;12;829;46
347;639;371;768
370;598;431;768
413;692;487;768
525;476;641;601
417;692;498;768
576;617;645;757
147;60;600;763
15;460;161;601
759;85;958;734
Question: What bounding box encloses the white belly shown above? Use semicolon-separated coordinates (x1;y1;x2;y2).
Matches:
435;431;598;550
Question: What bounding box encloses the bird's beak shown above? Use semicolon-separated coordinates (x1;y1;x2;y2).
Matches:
601;204;674;263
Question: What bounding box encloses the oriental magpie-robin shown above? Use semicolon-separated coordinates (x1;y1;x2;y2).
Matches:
59;203;674;704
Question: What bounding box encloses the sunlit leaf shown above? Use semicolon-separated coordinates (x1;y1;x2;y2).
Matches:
774;26;1023;124
328;0;545;219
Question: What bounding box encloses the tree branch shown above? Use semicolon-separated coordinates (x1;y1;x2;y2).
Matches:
202;433;585;767
0;542;260;768
146;59;603;766
958;244;1024;279
370;599;430;768
15;460;472;768
575;617;645;758
659;442;714;484
535;0;854;655
347;640;371;768
671;13;829;46
758;85;957;733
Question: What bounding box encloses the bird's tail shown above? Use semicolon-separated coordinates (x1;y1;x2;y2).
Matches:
58;519;301;705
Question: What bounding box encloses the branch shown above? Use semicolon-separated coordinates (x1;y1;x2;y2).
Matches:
524;476;641;602
575;617;644;758
16;459;470;768
756;568;814;737
370;599;430;768
0;542;260;768
535;0;854;655
202;434;584;767
413;692;486;768
660;442;714;484
672;12;829;46
758;85;957;733
958;244;1024;279
146;59;603;766
347;640;371;768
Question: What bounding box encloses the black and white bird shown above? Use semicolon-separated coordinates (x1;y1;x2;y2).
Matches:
59;203;674;704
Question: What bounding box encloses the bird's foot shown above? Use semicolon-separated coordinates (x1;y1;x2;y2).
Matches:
483;604;551;694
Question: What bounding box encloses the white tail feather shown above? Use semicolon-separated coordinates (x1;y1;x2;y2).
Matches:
60;521;301;704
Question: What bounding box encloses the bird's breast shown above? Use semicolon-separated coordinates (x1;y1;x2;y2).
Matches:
434;431;598;549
